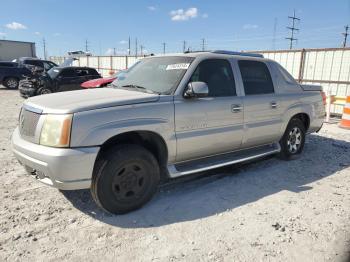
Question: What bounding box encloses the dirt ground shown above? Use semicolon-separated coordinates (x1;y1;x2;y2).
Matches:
0;86;349;262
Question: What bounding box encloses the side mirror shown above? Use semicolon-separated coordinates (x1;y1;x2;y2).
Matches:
184;81;209;98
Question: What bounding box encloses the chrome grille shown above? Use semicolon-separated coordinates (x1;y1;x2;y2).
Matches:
19;109;41;142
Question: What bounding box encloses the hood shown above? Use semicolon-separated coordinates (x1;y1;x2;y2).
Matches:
25;88;159;114
81;77;116;88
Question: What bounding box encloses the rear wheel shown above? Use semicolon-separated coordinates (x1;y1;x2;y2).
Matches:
91;144;160;214
4;77;19;89
278;118;306;160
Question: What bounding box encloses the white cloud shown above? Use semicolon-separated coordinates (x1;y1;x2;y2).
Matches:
53;33;61;37
202;13;208;18
243;24;259;30
34;31;41;35
119;40;128;44
148;6;156;11
6;22;27;30
170;7;198;21
0;32;6;36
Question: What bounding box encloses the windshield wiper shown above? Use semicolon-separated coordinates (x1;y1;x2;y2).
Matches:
121;84;160;94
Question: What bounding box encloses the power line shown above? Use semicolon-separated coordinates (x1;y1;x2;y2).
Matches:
272;18;278;50
201;38;206;51
286;9;300;49
85;39;89;52
135;38;138;57
43;38;47;59
342;25;349;48
162;42;166;54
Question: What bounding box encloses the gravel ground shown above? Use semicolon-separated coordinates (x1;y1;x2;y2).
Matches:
0;86;350;262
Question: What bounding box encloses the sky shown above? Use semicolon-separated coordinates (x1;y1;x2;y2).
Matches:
0;0;349;58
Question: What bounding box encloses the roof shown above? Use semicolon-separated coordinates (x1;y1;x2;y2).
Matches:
0;39;35;45
53;66;96;70
151;50;269;61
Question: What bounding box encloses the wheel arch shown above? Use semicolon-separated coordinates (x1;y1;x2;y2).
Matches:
289;112;310;131
96;130;169;177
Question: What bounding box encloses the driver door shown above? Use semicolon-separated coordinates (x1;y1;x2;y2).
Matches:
174;59;244;162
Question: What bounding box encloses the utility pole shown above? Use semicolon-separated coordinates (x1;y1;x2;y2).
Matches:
342;25;349;48
162;42;166;54
183;40;186;53
85;39;89;52
140;45;144;56
272;18;278;50
113;48;116;56
128;36;131;55
201;38;206;51
286;10;300;49
42;38;47;60
135;38;138;57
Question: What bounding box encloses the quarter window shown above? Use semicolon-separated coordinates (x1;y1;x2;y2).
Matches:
238;60;274;95
189;59;236;97
60;69;76;77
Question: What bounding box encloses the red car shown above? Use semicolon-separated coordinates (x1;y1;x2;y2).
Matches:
81;61;141;89
81;73;117;89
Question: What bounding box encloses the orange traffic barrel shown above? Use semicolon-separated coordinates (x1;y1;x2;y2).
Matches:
339;96;350;129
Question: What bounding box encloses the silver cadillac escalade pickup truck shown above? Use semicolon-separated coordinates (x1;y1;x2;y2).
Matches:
12;51;325;214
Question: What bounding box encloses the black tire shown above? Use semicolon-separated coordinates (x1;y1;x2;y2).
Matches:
278;118;306;160
91;144;160;214
4;77;19;89
37;87;52;95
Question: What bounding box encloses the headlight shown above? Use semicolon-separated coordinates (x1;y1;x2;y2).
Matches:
40;114;73;147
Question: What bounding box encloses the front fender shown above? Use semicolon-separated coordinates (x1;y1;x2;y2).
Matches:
70;100;176;162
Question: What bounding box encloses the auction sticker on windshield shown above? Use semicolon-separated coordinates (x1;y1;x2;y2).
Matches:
166;63;190;70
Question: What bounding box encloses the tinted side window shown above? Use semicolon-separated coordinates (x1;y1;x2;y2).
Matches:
76;69;89;76
88;68;99;76
0;62;17;67
60;69;76;77
238;60;274;95
24;60;43;67
190;59;236;97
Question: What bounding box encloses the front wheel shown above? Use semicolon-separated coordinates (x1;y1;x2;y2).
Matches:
278;118;306;160
4;77;19;89
37;87;52;95
91;144;160;214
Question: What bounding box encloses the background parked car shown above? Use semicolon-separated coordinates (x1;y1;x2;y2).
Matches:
67;50;92;57
81;72;118;89
81;61;141;89
0;58;57;89
19;66;101;98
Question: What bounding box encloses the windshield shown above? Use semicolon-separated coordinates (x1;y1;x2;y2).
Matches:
47;68;61;79
112;56;194;94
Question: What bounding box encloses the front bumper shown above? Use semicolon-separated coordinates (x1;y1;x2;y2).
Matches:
11;127;99;190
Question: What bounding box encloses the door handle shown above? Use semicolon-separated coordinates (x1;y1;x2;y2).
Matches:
270;101;278;108
231;104;242;113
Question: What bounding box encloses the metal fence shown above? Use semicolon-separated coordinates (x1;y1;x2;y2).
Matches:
253;47;350;114
50;47;350;114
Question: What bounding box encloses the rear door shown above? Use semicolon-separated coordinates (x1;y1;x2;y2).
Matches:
237;60;283;148
175;58;244;162
57;68;79;91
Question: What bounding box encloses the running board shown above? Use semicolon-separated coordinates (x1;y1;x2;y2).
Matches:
167;143;280;178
